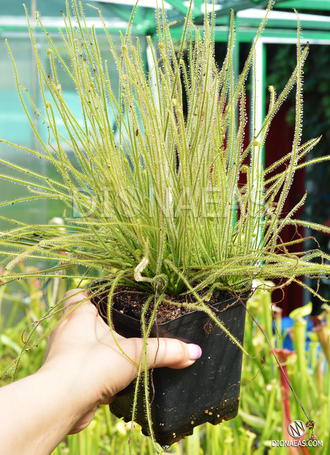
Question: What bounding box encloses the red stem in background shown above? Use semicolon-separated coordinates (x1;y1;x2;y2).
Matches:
275;348;310;455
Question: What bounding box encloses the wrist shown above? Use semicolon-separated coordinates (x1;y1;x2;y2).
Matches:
38;356;99;416
0;366;93;455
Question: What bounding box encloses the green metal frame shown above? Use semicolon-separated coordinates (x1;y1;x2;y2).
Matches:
274;0;330;10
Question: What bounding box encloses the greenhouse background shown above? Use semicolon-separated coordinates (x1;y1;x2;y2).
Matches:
1;1;330;454
1;0;330;312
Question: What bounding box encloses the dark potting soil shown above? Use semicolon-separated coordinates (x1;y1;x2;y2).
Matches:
93;285;233;324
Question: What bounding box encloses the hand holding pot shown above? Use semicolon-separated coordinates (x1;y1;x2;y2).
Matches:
43;289;202;432
0;289;201;455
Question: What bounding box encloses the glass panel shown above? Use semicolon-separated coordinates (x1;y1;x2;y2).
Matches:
0;29;145;230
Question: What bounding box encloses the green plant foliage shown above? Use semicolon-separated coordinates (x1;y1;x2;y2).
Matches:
268;44;330;225
1;279;329;454
240;283;329;454
1;0;330;300
267;42;330;304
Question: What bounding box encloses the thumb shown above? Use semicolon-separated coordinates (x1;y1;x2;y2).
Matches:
140;337;202;370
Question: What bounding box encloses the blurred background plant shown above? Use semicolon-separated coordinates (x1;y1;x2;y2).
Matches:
1;273;328;454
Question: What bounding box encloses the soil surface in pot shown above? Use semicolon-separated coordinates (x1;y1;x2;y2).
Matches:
94;285;234;324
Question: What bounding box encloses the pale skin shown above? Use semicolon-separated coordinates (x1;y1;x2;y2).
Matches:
0;289;202;455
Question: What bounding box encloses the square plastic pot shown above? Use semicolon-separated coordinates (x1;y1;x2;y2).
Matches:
93;290;249;447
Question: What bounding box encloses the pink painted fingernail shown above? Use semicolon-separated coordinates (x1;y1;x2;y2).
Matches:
187;344;202;360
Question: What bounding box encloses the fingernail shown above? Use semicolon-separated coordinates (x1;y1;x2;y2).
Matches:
187;343;202;360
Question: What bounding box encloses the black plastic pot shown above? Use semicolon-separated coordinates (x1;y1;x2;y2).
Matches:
93;290;248;447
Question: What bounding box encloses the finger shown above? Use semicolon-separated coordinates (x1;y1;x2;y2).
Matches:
60;290;128;343
62;289;96;315
125;337;202;370
99;395;117;405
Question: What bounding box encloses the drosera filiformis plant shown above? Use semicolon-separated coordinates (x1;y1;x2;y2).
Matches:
1;0;330;451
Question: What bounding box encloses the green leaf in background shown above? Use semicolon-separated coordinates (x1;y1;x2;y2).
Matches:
0;334;21;354
289;301;312;321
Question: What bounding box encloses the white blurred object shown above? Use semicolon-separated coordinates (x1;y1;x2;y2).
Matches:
49;217;64;225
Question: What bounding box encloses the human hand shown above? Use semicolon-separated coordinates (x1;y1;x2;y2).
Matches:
41;289;202;434
0;289;202;454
